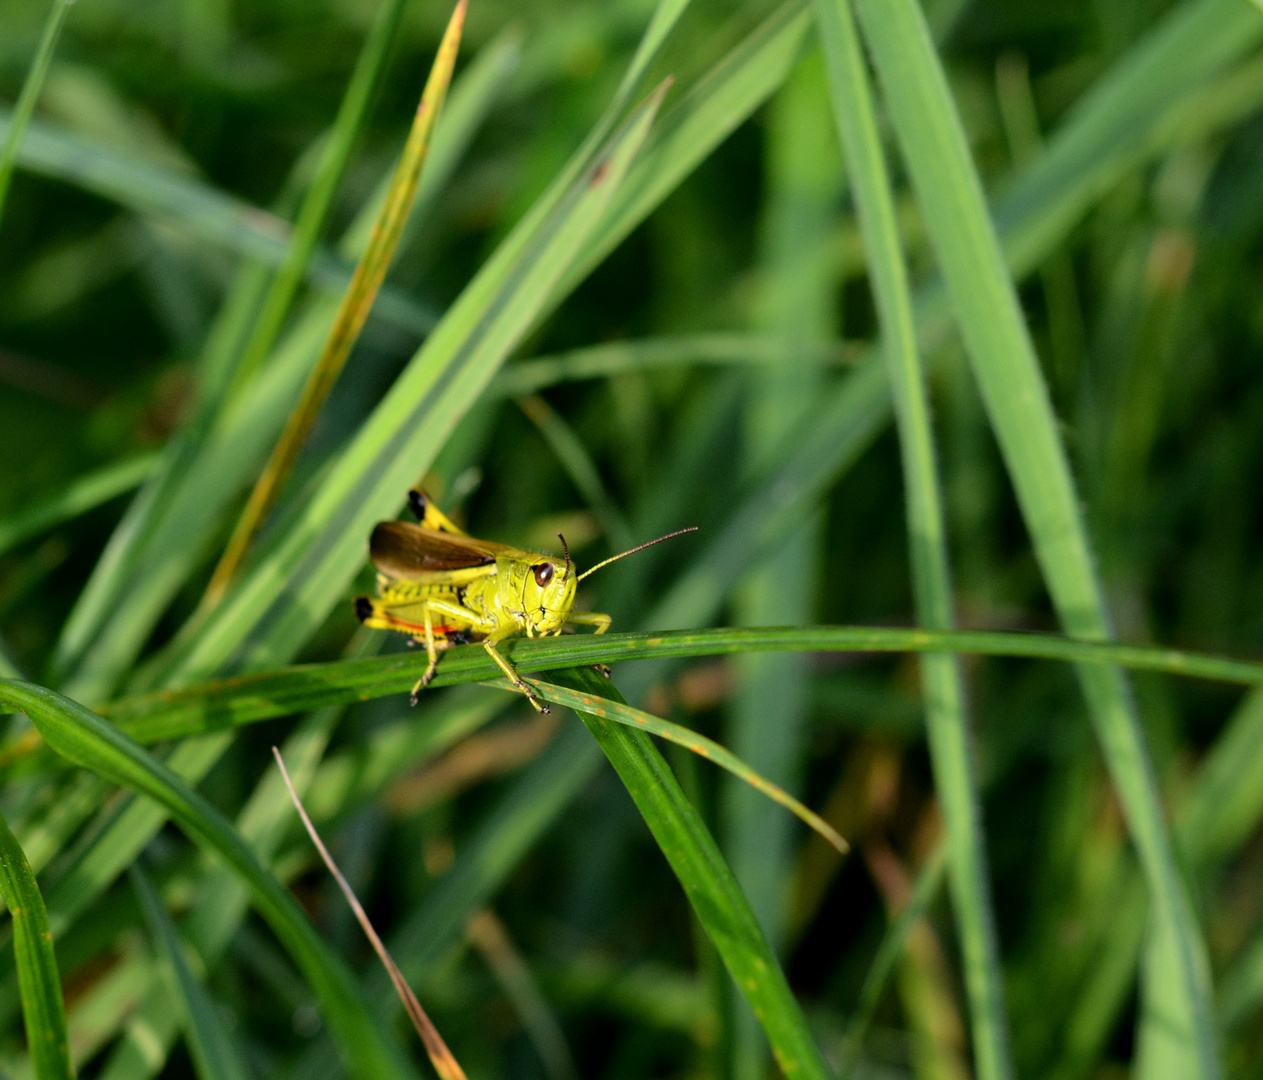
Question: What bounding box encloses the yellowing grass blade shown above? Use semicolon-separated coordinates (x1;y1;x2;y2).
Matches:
204;0;468;605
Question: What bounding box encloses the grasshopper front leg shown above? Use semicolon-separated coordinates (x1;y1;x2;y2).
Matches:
482;632;549;713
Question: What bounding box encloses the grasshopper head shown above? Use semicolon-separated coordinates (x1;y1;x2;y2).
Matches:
521;552;576;635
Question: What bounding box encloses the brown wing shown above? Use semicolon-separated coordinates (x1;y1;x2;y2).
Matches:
369;520;503;578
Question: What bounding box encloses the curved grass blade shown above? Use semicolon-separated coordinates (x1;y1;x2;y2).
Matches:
516;395;633;551
130;866;250;1080
0;0;74;227
490;335;853;398
205;0;468;603
523;677;846;853
96;625;1263;746
850;0;1221;1073
550;666;832;1080
0;680;418;1080
273;749;467;1080
0;454;159;560
0;806;72;1080
815;1;1011;1074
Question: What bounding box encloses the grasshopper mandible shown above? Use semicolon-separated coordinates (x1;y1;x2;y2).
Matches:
355;490;695;712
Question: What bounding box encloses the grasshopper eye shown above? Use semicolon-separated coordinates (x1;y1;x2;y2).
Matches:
533;562;554;587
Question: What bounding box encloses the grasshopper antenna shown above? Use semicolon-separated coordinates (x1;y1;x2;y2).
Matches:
577;527;698;582
557;533;571;581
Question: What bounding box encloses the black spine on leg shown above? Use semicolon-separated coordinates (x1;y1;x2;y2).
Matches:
408;490;427;520
354;596;374;622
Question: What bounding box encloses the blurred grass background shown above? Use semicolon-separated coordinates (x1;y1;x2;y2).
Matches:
2;0;1263;1077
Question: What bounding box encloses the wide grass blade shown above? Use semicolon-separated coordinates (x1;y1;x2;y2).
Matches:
0;680;417;1080
0;806;72;1080
204;0;467;601
850;0;1220;1072
550;666;832;1080
163;84;668;682
0;0;75;227
130;866;251;1080
815;1;1011;1074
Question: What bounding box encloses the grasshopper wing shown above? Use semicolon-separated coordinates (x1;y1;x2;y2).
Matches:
369;520;506;578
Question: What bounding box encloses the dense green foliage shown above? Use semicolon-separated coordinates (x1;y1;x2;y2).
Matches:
2;0;1263;1077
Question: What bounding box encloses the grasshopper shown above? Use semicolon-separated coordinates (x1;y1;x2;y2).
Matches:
355;490;695;712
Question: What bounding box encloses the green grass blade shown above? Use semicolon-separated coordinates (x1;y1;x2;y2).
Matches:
130;866;251;1080
491;335;852;398
0;0;74;227
815;1;1011;1075
850;0;1220;1073
0;680;418;1080
516;395;633;551
0;806;72;1080
165;84;668;682
0;454;159;559
839;843;947;1075
224;0;411;394
549;666;832;1080
96;625;1263;745
204;0;467;601
525;676;845;853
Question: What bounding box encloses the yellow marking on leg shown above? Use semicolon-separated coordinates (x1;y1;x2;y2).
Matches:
483;640;548;714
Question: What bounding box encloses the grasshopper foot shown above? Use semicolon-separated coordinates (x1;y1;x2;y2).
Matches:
591;663;612;679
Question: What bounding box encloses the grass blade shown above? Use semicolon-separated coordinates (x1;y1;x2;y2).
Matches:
815;1;1011;1074
525;676;846;853
204;0;467;602
223;0;412;394
551;667;832;1080
0;0;74;227
850;0;1220;1072
0;454;158;559
130;866;251;1080
490;335;852;398
94;625;1263;746
165;83;668;682
0;680;418;1080
0;806;71;1080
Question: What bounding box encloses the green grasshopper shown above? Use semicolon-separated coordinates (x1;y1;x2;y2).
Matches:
356;490;695;712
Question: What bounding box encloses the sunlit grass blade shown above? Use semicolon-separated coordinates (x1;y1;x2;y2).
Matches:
0;0;74;228
0;806;71;1080
163;84;669;682
522;676;846;853
94;625;1263;746
815;1;1011;1074
550;666;832;1080
850;0;1221;1073
130;866;250;1080
0;453;158;559
204;0;467;603
0;680;418;1080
